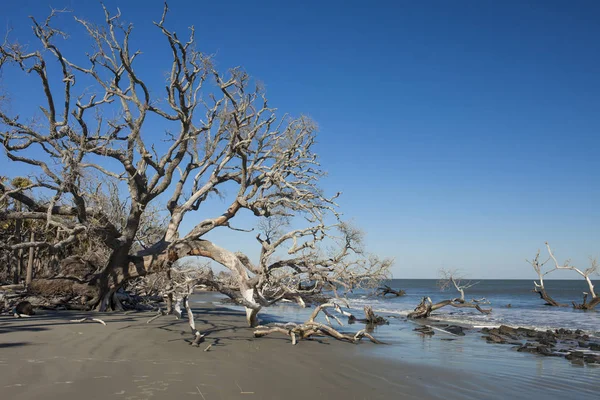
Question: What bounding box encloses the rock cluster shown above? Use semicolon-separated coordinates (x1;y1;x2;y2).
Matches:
481;325;600;364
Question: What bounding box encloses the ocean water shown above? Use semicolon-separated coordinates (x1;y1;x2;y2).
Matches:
347;279;600;333
193;279;600;399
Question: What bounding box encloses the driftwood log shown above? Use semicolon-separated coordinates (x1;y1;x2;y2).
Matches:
376;285;405;297
408;297;492;319
254;303;384;345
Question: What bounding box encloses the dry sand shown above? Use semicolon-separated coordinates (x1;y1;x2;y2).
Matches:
0;303;476;400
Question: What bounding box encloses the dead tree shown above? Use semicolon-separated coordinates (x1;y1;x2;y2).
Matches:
0;4;391;323
527;249;565;307
376;285;405;297
544;243;599;310
408;270;491;319
437;269;481;303
408;296;492;319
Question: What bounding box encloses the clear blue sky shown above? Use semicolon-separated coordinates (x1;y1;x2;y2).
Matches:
1;0;598;279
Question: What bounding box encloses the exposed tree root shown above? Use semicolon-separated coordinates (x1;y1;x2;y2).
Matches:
146;308;166;324
70;317;107;325
183;291;204;346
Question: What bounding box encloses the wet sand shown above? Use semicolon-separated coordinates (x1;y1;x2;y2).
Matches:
0;303;478;400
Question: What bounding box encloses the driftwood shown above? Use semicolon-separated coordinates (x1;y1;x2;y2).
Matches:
254;303;384;345
69;317;107;325
376;285;405;297
348;306;388;326
183;294;204;346
408;297;492;319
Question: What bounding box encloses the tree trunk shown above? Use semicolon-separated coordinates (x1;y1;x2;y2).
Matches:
573;294;600;310
25;231;35;286
245;306;260;327
408;297;492;319
534;285;565;307
13;199;22;283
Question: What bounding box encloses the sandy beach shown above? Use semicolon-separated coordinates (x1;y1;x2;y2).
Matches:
0;302;476;400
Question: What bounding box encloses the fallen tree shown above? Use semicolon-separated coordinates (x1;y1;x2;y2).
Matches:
408;270;491;319
437;268;485;303
253;303;384;345
408;296;492;319
376;284;405;297
0;4;391;325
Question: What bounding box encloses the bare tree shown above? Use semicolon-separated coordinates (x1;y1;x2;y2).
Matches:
437;268;479;303
408;269;491;319
544;243;599;310
527;249;565;307
0;5;391;327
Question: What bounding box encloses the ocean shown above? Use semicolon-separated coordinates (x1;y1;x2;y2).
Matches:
194;279;600;399
348;279;600;333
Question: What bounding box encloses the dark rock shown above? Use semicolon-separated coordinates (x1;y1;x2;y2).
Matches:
589;343;600;351
577;341;590;348
536;345;553;356
539;337;556;347
498;325;517;336
445;325;466;336
566;351;585;360
413;326;434;335
517;345;538;353
575;329;583;335
481;327;490;333
584;354;600;364
537;332;557;343
15;301;35;316
516;327;537;337
485;333;506;344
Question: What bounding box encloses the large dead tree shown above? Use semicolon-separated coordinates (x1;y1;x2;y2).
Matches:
537;243;599;310
0;5;391;324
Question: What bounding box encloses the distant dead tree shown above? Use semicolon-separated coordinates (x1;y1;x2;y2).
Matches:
0;4;391;330
408;269;491;319
437;268;480;303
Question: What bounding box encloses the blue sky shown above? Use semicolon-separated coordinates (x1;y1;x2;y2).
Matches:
1;0;598;279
